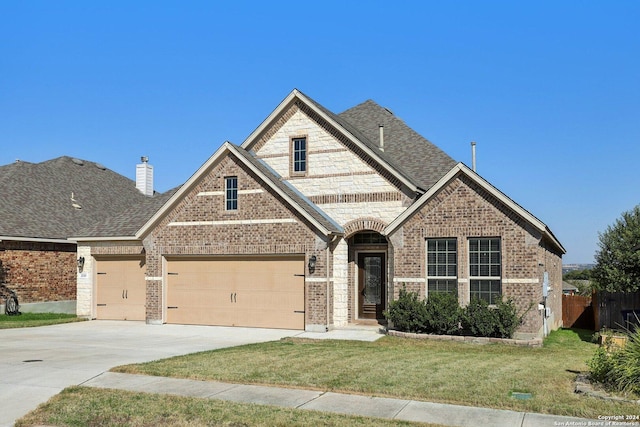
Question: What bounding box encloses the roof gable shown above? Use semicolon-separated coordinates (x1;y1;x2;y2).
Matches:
240;89;422;193
134;142;343;240
385;163;565;254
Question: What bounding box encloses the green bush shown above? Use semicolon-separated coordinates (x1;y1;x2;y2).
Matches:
424;292;461;335
589;327;640;396
461;297;522;338
383;288;427;333
493;297;522;338
461;297;496;337
386;290;522;339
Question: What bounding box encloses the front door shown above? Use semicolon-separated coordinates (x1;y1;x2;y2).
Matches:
358;253;386;319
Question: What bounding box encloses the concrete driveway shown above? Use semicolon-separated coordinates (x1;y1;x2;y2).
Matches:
0;320;301;426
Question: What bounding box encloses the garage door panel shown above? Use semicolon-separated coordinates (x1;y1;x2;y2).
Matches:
166;256;304;329
96;257;146;321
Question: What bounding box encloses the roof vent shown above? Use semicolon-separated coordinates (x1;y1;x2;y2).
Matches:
379;124;385;152
71;192;82;210
136;156;154;196
95;163;106;170
71;158;84;166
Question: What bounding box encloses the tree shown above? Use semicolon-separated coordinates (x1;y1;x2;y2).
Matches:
591;205;640;293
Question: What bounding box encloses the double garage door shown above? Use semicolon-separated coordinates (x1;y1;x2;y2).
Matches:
165;255;305;330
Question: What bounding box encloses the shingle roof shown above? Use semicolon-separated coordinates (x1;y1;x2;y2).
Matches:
338;100;457;190
72;187;179;238
0;156;158;240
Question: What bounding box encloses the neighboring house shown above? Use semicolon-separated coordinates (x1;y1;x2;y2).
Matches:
73;89;565;338
0;156;166;313
563;281;579;295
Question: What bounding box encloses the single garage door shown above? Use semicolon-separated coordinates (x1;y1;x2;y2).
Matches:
166;255;305;330
95;257;146;321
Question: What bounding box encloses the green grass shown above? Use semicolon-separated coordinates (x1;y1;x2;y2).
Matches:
0;312;85;329
111;328;640;419
16;386;440;427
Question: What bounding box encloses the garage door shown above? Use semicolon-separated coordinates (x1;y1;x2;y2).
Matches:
166;255;305;329
95;257;146;321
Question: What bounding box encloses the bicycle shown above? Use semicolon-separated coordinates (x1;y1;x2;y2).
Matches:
0;283;20;316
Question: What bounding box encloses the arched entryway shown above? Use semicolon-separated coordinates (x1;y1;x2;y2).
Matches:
347;229;388;322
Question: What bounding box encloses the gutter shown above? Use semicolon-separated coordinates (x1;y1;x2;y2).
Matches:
0;236;72;244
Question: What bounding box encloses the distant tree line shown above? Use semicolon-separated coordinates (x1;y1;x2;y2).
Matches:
563;269;592;281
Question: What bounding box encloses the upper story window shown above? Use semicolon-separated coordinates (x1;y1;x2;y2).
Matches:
291;136;307;175
225;176;238;211
469;237;501;304
427;238;458;297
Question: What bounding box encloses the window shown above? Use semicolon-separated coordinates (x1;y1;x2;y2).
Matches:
353;232;387;245
469;238;501;304
291;137;307;174
427;239;457;296
225;176;238;211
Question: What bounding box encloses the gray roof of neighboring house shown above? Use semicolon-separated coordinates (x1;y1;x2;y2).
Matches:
72;187;179;238
338;100;457;190
0;156;160;240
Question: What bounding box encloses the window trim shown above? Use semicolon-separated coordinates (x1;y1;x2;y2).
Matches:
224;176;238;211
290;135;308;177
426;238;458;297
468;237;502;305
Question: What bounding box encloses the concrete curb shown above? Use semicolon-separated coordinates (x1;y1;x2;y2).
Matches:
84;372;598;427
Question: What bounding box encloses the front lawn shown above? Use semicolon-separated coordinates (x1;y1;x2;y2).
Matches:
16;386;437;427
112;328;640;419
0;312;84;329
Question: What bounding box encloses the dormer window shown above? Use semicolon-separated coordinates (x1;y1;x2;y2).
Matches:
291;136;307;176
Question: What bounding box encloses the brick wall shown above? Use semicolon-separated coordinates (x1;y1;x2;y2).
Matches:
389;173;563;336
0;241;76;303
144;153;331;328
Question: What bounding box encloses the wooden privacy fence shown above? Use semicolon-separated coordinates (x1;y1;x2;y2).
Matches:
593;290;640;331
562;294;594;330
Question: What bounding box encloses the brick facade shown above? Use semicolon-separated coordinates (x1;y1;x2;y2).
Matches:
0;241;76;303
143;153;332;329
74;91;563;339
388;173;563;337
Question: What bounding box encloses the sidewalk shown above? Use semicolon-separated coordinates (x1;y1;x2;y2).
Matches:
82;372;597;427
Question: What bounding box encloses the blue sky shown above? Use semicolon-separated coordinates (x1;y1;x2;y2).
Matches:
1;1;638;264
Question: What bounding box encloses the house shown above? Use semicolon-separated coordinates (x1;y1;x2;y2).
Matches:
0;156;167;313
73;89;565;339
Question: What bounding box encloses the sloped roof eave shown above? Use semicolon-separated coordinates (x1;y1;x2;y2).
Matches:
384;163;565;255
240;89;419;193
135;142;341;240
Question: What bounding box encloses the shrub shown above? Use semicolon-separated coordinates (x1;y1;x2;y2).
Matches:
461;297;522;338
461;297;496;337
424;292;461;335
588;345;615;386
588;326;640;396
385;290;523;339
493;297;522;338
383;288;427;333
